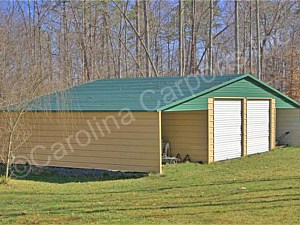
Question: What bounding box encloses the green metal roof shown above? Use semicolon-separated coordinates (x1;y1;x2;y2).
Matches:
26;74;300;112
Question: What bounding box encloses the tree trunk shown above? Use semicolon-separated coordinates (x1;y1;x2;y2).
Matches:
114;1;158;77
118;2;124;78
189;0;196;74
82;0;90;81
5;133;13;180
124;1;129;77
155;1;161;73
103;1;111;78
208;0;213;75
256;0;261;80
249;1;252;74
135;0;141;77
243;3;247;74
179;0;185;76
235;0;240;74
143;0;151;77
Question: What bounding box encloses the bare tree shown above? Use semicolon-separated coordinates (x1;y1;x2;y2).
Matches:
0;71;48;181
113;0;158;77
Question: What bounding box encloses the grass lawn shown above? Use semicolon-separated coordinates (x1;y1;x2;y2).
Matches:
0;147;300;224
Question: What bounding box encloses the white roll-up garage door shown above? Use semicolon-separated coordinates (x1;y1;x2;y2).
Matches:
247;100;270;155
214;100;242;161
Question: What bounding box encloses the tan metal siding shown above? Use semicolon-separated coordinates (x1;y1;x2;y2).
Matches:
162;110;208;163
276;109;300;146
7;112;161;173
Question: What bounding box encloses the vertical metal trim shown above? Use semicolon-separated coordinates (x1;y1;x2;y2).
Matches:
242;98;247;156
158;111;162;173
208;98;214;163
269;99;272;150
270;99;276;150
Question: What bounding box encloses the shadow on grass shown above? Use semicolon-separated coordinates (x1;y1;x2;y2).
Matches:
0;164;148;184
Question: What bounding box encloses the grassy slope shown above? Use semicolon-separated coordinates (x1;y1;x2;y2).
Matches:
0;147;299;224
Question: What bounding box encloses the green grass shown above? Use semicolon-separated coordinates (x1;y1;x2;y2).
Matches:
1;147;300;224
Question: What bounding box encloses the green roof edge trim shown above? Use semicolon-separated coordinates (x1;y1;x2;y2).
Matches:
157;74;300;111
244;74;300;108
20;110;151;112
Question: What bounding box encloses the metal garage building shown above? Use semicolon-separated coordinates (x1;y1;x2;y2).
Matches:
12;74;300;173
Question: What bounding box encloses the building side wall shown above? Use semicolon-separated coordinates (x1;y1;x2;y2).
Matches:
1;112;161;173
276;109;300;146
162;110;208;163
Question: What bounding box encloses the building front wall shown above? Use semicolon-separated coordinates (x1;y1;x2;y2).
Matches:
276;109;300;146
4;111;161;173
162;110;208;163
208;98;276;163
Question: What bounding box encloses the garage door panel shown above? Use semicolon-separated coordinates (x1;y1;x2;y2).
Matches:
214;134;242;140
248;134;269;137
248;131;269;134
213;121;242;125
248;130;269;134
215;142;242;150
214;118;241;122
214;148;242;161
214;100;242;161
215;140;242;145
247;100;270;155
247;118;269;122
248;143;269;149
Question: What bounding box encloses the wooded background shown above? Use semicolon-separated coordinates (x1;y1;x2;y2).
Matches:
0;0;299;101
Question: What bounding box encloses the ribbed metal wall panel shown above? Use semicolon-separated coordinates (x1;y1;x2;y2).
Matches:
247;100;270;155
214;100;242;161
276;109;300;146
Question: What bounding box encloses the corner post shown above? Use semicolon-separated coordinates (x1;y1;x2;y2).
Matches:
158;111;162;173
208;98;214;163
270;99;276;150
242;98;247;157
